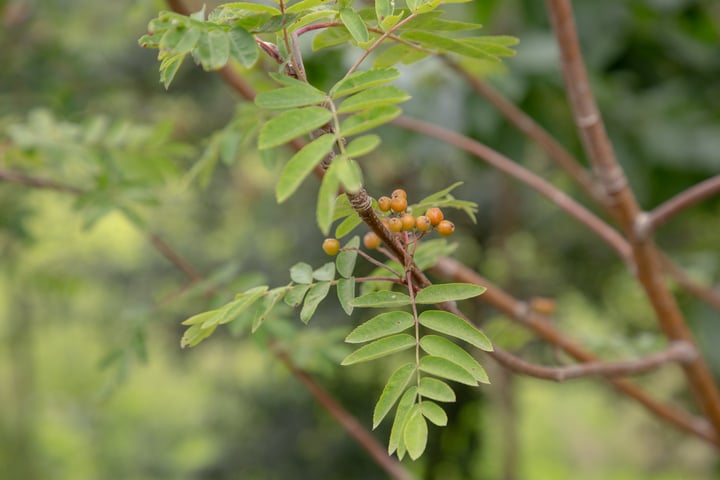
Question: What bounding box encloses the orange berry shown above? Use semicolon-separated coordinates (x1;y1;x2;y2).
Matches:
377;196;392;212
400;213;415;231
437;220;455;236
390;196;407;213
322;238;341;256
425;207;444;226
363;231;381;249
391;188;407;199
415;215;431;232
387;217;403;233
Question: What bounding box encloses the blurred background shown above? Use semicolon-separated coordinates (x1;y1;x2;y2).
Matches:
1;0;719;478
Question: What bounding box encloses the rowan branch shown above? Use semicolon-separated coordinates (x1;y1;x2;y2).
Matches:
0;168;84;194
646;175;720;233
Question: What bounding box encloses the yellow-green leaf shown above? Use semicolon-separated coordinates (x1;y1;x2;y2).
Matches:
403;409;428;460
258;107;332;149
275;133;335;203
350;290;412;308
414;283;486;304
345;311;415;343
341;334;416;365
418;310;492;351
419;355;477;386
373;363;416;429
420;335;489;383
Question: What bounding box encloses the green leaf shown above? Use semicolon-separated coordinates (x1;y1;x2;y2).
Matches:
330;67;400;98
420;401;447;426
380;13;404;32
337;277;356;315
180;322;217;348
403;409;428;460
340;7;369;43
350;290;412;308
253;13;301;33
258;107;332;149
419;355;477;386
388;387;416;455
336;236;360;278
162;27;201;54
227;27;258;66
418;377;455;402
420;335;489;383
317;162;340;235
220;2;280;14
418;310;492;351
344;134;381;158
207;286;268;327
286;0;333;13
255;85;327;110
251;287;287;333
312;26;353;51
375;0;394;24
196;29;230;71
335;213;363;238
373;363;416;429
313;262;336;281
414;283;486;304
335;156;363;193
341;334;416;365
160;54;185;90
460;36;518;58
405;12;482;31
285;283;311;307
275;133;335;203
300;281;332;323
339;105;402;137
181;309;220;326
290;262;314;284
401;30;499;61
337;85;411;114
373;43;429;68
345;311;415;343
416;181;463;204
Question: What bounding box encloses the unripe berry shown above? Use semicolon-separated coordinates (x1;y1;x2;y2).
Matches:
391;188;407;199
363;231;381;249
387;217;403;233
390;196;408;213
378;196;392;212
400;213;415;231
415;215;431;232
437;220;455;236
322;238;341;256
425;207;444;226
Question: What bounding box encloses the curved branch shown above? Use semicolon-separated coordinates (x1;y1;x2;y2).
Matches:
648;175;720;232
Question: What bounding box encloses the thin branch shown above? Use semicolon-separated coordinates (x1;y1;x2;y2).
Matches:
147;233;203;282
391;115;631;262
0;168;84;194
647;175;720;233
546;0;720;439
431;256;717;445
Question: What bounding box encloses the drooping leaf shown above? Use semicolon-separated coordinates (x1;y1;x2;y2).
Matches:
344;134;381;158
217;286;268;325
339;105;402;136
403;408;428;460
419;400;447;426
180;322;217;348
336;236;360;278
258;107;333;149
285;283;311;307
227;27;258;66
251;287;288;332
290;262;314;284
420;335;489;383
415;283;486;304
373;363;416;429
182;309;220;326
418;310;493;351
159;54;185;89
341;334;416;365
255;85;327;110
350;290;412;308
335;156;363;193
330;67;400;98
337;85;411;114
345;311;415;343
337;277;356;315
196;29;230;70
317;162;340;234
313;262;336;281
300;281;332;323
419;355;477;386
418;377;456;402
340;7;369;43
275;133;335;203
388;387;417;455
335;213;363;238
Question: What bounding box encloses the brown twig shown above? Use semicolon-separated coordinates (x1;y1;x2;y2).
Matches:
0;168;84;194
546;0;720;440
646;175;720;233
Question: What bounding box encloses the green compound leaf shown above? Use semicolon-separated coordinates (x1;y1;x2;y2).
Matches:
344;134;381;158
388;387;417;455
341;334;416;365
275;133;335;203
255;85;327;110
418;377;456;402
337;277;356;315
345;311;415;343
420;335;489;383
227;27;258;66
180;322;217;348
404;409;428;460
418;310;493;351
373;363;416;429
340;7;369;43
340;105;402;137
251;287;288;333
290;262;314;284
317;162;340;235
419;355;478;386
313;262;336;281
161;27;200;54
336;236;360;278
258;107;333;149
300;281;332;324
330;67;400;98
337;85;411;114
284;283;311;307
350;290;412;308
420;400;447;426
414;283;486;304
196;29;230;71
